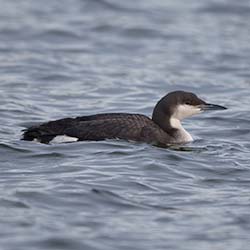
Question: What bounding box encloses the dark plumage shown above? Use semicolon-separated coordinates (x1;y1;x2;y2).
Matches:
22;91;226;144
22;113;170;144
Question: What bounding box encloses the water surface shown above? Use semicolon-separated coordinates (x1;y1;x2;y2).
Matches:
0;0;250;249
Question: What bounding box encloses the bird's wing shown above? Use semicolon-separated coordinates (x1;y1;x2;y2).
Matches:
64;117;146;141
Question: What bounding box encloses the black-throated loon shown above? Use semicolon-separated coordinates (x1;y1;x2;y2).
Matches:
22;91;227;145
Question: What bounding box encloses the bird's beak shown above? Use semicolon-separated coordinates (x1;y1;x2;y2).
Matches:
199;103;227;111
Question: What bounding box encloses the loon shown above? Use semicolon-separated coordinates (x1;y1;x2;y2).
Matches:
22;91;227;145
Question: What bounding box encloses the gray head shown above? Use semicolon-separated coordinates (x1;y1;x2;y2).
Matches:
152;90;226;134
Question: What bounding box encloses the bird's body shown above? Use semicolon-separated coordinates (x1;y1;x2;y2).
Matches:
22;91;226;145
22;113;175;145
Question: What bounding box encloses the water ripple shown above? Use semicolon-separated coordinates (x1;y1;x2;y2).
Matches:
0;0;250;249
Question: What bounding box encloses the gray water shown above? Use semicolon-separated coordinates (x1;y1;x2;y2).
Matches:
1;0;250;249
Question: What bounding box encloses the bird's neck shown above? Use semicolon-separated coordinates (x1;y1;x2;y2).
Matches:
169;118;193;143
152;110;193;143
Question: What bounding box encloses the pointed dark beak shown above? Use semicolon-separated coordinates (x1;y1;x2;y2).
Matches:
199;103;227;111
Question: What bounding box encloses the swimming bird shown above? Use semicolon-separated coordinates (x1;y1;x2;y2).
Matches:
22;91;226;145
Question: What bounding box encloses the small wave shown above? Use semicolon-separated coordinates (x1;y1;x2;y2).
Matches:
121;27;163;39
27;152;67;158
0;142;32;153
0;198;30;209
199;3;250;15
83;0;138;13
37;236;92;249
91;188;177;211
33;28;81;42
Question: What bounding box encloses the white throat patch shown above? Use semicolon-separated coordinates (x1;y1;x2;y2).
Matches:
169;104;201;143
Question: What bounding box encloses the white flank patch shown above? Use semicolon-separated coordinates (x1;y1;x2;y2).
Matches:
50;135;78;144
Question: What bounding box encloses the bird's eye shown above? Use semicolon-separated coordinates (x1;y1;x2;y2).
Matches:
186;101;191;105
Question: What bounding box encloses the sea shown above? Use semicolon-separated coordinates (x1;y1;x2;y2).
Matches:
0;0;250;249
